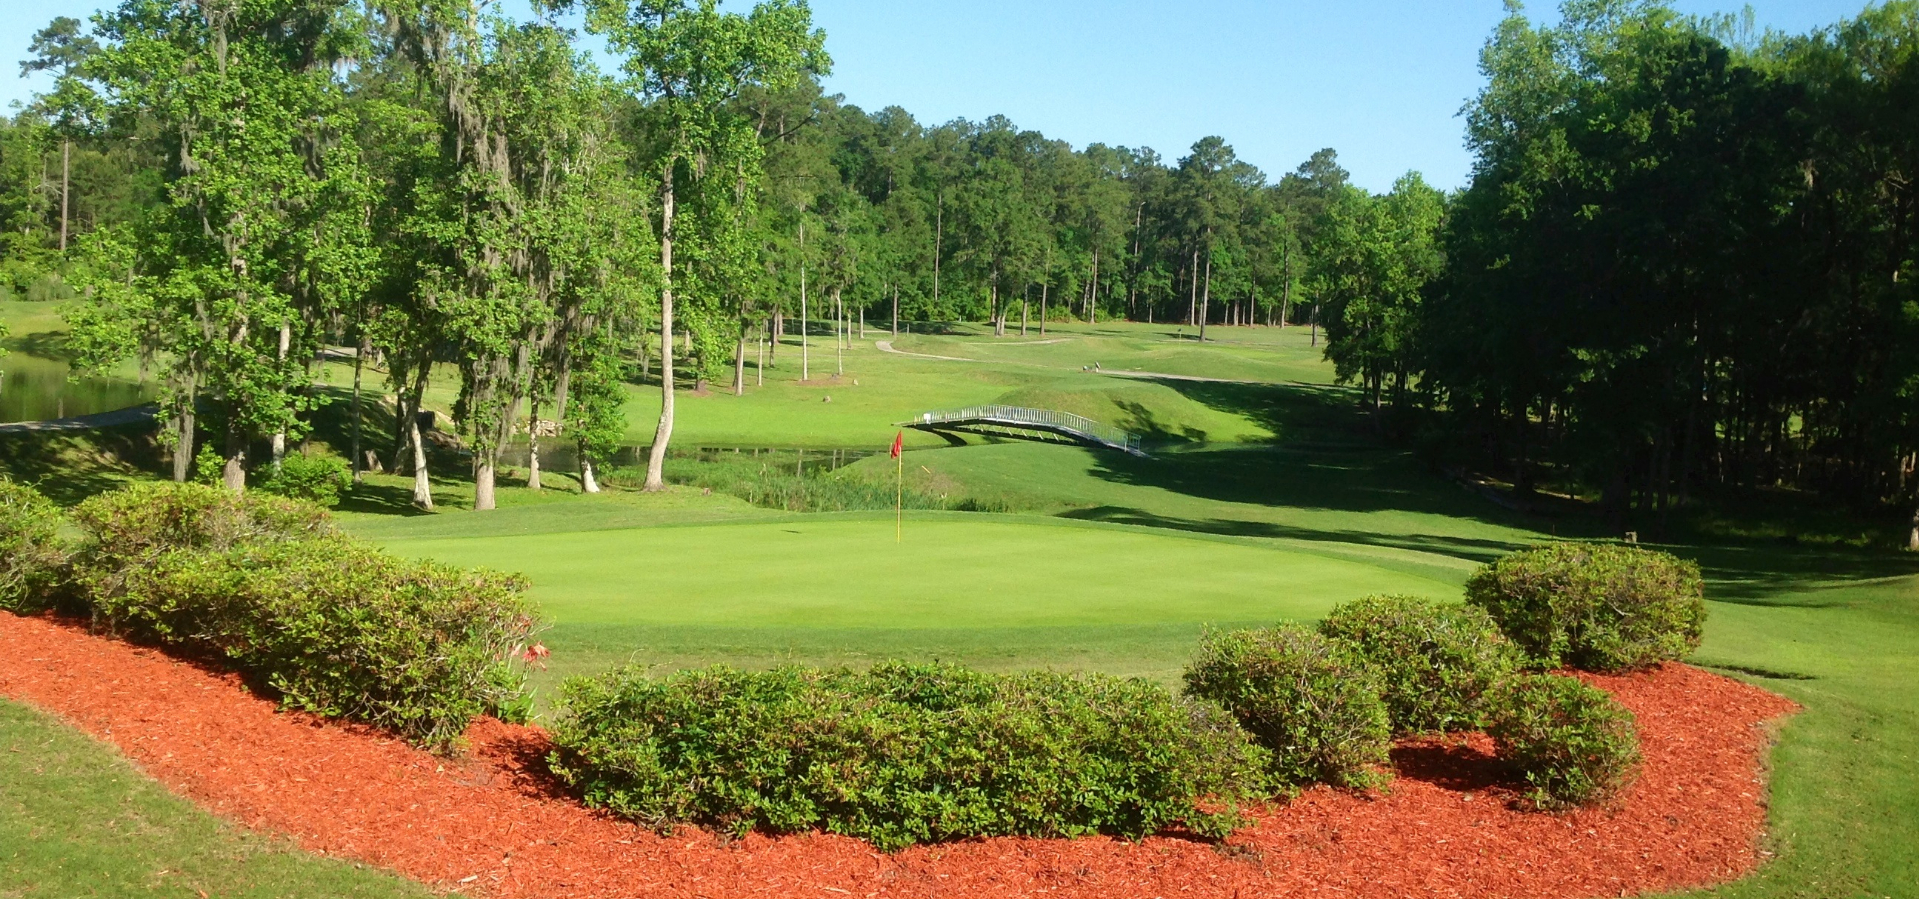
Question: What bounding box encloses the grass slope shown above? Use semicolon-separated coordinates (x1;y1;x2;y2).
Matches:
0;698;429;899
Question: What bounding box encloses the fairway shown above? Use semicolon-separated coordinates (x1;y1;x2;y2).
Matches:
380;515;1453;630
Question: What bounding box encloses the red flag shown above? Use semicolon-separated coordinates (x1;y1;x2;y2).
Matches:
890;431;904;459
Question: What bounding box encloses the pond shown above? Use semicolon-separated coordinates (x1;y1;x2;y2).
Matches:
0;352;157;424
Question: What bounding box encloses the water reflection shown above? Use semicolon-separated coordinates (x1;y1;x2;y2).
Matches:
0;352;156;424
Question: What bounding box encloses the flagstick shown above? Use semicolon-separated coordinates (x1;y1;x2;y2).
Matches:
896;449;903;543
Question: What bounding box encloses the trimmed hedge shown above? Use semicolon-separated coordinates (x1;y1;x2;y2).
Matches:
548;662;1269;850
69;482;540;750
1465;542;1706;672
1182;625;1391;789
1319;594;1521;734
1486;674;1641;808
0;478;68;613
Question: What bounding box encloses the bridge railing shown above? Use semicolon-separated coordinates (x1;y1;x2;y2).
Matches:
909;405;1143;453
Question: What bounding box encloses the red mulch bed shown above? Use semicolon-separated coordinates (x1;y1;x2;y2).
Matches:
0;612;1798;899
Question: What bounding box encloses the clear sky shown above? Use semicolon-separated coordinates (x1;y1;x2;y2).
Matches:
2;0;1875;192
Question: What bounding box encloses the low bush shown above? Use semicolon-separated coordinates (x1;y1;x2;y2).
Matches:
1318;594;1521;734
547;662;1269;850
257;453;351;507
1183;625;1391;789
1485;674;1641;808
1465;542;1706;672
69;482;538;750
0;478;69;612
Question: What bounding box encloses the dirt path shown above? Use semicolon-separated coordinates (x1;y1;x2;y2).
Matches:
0;611;1798;899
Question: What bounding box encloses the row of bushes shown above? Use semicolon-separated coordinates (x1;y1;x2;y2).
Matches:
549;663;1268;850
549;541;1698;846
1186;596;1640;809
0;478;541;750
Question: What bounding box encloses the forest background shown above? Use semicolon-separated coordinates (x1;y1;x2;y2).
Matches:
0;0;1915;543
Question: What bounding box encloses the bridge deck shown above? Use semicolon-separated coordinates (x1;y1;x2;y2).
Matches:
900;405;1146;456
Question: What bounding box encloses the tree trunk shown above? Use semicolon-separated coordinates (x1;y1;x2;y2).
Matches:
757;320;766;387
992;267;1004;337
407;400;432;510
800;224;810;382
526;397;543;491
644;163;678;492
172;392;196;483
733;302;748;396
891;284;898;337
1187;249;1198;326
350;341;366;483
1087;248;1099;325
1909;505;1919;552
834;287;844;376
475;458;496;509
222;427;247;493
582;457;600;494
1039;280;1048;336
59;139;70;253
270;321;291;470
1310;303;1319;347
1198;251;1212;343
1020;290;1028;337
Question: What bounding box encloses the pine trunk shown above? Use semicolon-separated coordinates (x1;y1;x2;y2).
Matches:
1198;252;1212;343
59;140;69;253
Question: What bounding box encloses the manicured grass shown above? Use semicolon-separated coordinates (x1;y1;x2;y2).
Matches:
0;698;430;899
1668;553;1919;897
7;306;1919;896
373;513;1459;687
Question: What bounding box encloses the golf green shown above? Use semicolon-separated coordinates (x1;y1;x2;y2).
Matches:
381;516;1454;629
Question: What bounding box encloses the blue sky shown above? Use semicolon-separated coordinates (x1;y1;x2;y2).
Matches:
3;0;1874;192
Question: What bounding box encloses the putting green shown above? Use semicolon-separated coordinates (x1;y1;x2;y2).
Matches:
381;516;1454;629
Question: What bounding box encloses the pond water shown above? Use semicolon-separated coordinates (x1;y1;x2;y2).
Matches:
493;441;880;473
0;352;156;424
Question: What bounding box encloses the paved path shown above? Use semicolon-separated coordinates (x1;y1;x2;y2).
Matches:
0;404;157;434
873;340;981;363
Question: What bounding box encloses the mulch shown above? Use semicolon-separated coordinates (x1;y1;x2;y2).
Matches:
0;611;1799;899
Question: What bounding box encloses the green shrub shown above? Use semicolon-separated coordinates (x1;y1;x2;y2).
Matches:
257;453;351;507
1318;594;1521;734
0;478;69;612
83;535;539;749
1486;674;1641;808
548;662;1269;850
1183;625;1390;789
1465;542;1706;672
68;482;537;750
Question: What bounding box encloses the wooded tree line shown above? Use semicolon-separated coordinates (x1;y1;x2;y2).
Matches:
4;0;1420;509
5;0;1916;542
1409;1;1919;541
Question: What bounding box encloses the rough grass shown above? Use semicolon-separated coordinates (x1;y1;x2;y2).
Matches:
0;697;431;898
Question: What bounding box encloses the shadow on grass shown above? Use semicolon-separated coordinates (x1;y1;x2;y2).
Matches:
0;420;165;505
1059;505;1534;566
